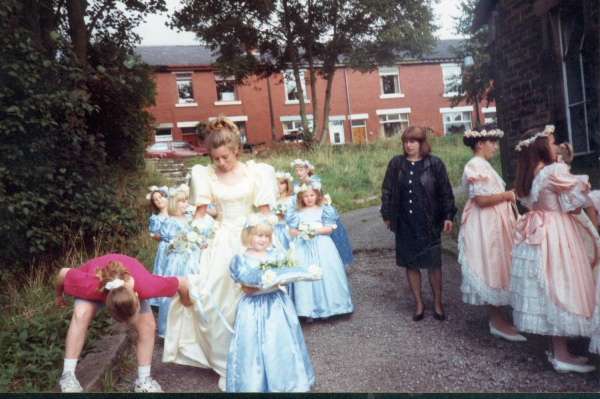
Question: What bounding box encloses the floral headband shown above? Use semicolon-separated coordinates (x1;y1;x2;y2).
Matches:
168;183;190;197
463;129;504;139
275;171;294;183
515;125;555;152
294;182;322;194
238;214;279;228
146;185;169;200
290;159;314;170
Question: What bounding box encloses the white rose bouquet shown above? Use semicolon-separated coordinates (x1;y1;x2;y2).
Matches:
169;218;217;255
272;202;288;216
298;224;317;240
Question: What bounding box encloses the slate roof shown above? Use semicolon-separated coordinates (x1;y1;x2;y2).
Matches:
135;39;464;67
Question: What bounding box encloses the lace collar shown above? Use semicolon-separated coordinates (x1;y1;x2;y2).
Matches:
520;163;558;207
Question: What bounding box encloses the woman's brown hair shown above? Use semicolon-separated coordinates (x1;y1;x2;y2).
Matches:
149;191;167;215
95;261;140;324
206;116;241;158
514;127;555;198
401;126;431;157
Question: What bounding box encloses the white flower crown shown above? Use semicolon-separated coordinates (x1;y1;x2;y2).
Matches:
463;129;504;139
238;213;279;228
275;171;294;183
294;182;322;194
146;185;169;200
515;125;555;152
290;159;314;170
168;183;190;197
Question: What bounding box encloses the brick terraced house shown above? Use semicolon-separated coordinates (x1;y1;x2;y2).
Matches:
135;40;496;148
473;0;599;182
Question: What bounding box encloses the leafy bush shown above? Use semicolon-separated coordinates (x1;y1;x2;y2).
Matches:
0;1;156;269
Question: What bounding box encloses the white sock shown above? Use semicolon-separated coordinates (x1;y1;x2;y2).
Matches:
62;358;78;376
137;365;151;381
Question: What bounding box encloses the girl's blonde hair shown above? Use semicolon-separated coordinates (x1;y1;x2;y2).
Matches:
296;180;323;210
241;221;274;247
556;142;574;165
95;261;140;324
206;116;241;158
149;191;167;215
167;190;189;216
277;178;293;196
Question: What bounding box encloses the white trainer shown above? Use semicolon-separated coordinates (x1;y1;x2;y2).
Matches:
60;371;83;393
134;376;163;393
218;376;226;391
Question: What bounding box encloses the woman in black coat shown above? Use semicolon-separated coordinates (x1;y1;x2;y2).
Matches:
381;126;457;321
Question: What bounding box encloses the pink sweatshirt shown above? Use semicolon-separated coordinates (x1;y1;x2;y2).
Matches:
64;254;179;301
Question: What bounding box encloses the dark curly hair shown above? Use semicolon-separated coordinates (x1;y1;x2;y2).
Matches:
462;124;500;150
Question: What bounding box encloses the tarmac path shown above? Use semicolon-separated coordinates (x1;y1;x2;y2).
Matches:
117;207;599;392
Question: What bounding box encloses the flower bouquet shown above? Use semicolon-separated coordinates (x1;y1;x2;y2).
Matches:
169;218;217;255
298;224;317;240
272;202;288;216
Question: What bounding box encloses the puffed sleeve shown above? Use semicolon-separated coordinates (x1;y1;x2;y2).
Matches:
159;218;180;242
188;164;214;206
252;162;277;207
148;215;162;234
548;163;587;212
286;206;299;229
588;190;600;212
229;254;248;283
322;205;339;229
462;159;494;198
311;175;323;184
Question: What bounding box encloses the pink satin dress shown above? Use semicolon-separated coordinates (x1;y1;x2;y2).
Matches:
459;157;516;306
509;163;597;337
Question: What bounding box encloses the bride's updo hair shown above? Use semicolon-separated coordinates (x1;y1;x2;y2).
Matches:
206;116;241;158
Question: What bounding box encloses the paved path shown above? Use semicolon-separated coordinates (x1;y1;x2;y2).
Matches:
117;207;598;392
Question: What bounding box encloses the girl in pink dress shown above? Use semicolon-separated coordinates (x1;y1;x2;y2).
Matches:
459;126;525;341
510;125;597;373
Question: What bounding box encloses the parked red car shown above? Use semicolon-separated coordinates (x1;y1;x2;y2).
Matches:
144;141;208;159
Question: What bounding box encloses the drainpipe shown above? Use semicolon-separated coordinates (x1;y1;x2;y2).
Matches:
266;76;276;145
344;67;355;143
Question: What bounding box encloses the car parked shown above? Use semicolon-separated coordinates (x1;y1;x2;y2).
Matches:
144;141;208;159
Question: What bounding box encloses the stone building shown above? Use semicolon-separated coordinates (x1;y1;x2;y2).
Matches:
473;0;599;182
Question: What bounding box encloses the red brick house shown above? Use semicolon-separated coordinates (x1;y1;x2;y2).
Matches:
135;40;496;147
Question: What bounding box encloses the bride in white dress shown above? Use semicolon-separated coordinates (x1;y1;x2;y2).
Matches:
162;117;277;390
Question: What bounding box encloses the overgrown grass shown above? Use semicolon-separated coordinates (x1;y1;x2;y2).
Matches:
0;165;169;392
184;135;501;214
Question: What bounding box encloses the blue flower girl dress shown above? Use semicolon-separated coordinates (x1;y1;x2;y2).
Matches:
287;205;354;318
226;249;315;392
270;196;295;251
148;213;169;307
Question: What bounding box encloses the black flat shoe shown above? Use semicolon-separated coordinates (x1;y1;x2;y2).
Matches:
412;312;424;322
433;312;446;321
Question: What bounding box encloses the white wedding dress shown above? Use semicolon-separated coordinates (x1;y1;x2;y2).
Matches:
163;160;277;377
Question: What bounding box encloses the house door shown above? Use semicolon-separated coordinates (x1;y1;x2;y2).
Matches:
351;119;367;144
328;120;345;145
559;6;591;154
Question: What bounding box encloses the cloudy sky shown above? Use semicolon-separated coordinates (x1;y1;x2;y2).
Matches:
135;0;466;46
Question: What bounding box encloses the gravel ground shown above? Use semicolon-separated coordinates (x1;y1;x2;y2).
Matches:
117;249;599;393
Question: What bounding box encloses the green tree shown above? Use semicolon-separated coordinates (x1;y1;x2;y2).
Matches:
447;0;495;126
0;0;158;268
170;0;438;145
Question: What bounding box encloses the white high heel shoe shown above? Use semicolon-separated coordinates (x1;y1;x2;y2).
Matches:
489;322;527;342
551;357;596;373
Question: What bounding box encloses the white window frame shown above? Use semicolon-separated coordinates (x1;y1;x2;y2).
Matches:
214;75;241;105
173;72;197;106
154;122;173;142
441;63;462;97
482;106;497;125
283;71;309;104
378;113;410;138
379;67;404;99
282;120;313;142
440;106;473;134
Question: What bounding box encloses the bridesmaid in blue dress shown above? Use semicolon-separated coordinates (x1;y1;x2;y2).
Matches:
270;171;295;251
291;159;354;268
287;183;354;320
227;220;315;392
148;188;169;307
156;190;211;338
